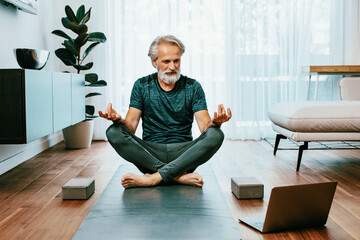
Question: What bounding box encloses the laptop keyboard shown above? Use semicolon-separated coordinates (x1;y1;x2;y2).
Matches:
239;216;266;231
252;221;264;230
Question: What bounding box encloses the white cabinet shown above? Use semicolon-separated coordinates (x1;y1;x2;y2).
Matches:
71;74;85;125
0;69;85;143
25;70;53;142
53;72;72;132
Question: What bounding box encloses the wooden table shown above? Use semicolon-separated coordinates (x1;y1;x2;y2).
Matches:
301;65;360;100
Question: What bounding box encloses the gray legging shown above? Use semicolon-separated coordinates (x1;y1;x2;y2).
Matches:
106;124;224;183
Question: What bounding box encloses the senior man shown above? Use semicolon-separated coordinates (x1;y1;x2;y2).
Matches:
99;35;231;188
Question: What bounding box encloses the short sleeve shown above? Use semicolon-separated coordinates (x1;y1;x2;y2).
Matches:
192;82;207;113
129;80;144;110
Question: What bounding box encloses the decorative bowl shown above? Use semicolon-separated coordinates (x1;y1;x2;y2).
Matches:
13;48;50;70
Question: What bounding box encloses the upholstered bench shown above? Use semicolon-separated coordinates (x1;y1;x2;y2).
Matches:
268;77;360;171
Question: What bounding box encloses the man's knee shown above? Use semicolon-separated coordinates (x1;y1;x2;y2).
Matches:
106;124;117;139
204;127;224;148
106;124;127;145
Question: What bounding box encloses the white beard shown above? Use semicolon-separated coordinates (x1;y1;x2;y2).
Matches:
157;67;181;85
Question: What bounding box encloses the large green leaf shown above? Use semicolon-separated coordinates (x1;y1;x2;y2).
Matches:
80;8;91;24
61;17;71;29
87;80;107;87
73;62;94;71
63;40;79;57
85;73;98;83
69;23;88;35
82;42;100;61
75;33;89;48
78;24;88;34
86;92;102;98
55;48;76;66
51;30;72;41
86;105;95;115
65;5;77;23
88;32;107;43
76;5;85;23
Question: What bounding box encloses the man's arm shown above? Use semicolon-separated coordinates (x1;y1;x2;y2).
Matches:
99;103;142;134
123;107;142;133
194;104;232;133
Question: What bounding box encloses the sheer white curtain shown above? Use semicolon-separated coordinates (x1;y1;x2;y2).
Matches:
224;0;344;139
92;0;344;140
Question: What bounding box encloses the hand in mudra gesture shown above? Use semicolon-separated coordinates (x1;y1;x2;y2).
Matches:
212;104;232;127
98;103;122;123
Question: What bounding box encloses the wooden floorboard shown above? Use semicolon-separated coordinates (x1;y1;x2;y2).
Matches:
211;140;360;240
0;140;359;240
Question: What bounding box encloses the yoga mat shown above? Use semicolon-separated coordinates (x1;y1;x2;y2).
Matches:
73;164;241;240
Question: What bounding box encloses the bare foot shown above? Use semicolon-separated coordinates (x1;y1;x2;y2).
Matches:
173;172;204;187
121;172;162;189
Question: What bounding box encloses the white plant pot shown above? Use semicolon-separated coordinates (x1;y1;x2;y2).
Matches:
62;120;94;149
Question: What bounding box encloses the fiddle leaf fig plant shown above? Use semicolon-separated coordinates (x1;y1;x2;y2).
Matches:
52;5;107;119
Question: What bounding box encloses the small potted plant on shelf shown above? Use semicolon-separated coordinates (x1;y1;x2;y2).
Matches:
52;5;107;148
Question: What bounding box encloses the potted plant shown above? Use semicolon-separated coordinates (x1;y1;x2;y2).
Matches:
52;5;107;148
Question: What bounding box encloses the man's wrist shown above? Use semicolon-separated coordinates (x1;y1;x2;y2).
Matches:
113;118;123;125
211;121;222;128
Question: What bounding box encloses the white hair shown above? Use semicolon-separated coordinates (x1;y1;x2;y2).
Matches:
148;35;185;61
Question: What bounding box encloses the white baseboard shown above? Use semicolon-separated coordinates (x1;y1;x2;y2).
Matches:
0;131;63;175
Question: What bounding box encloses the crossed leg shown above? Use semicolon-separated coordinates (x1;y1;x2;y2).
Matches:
106;124;224;188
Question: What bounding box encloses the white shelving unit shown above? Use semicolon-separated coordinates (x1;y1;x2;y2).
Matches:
4;0;37;15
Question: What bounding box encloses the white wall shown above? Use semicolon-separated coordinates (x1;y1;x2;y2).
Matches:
1;1;56;69
0;1;65;175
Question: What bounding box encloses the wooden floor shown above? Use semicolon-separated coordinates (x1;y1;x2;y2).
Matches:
0;140;359;240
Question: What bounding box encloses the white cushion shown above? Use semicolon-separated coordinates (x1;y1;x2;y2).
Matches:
268;101;360;132
339;77;360;101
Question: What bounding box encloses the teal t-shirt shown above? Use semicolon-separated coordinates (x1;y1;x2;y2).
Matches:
129;73;207;143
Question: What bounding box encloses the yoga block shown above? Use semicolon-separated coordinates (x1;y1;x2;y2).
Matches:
231;177;263;199
62;178;95;200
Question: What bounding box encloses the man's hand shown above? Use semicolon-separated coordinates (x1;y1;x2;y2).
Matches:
211;104;232;127
99;103;123;124
194;104;232;133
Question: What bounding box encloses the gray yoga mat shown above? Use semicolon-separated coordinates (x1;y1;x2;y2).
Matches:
73;163;241;240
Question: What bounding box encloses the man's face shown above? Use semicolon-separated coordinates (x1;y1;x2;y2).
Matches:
152;43;181;85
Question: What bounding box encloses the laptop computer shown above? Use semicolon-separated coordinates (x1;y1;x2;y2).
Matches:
239;181;337;233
